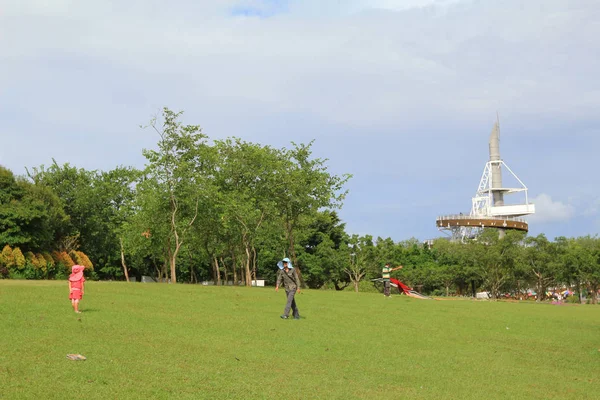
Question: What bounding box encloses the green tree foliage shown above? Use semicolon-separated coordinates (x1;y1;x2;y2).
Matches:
26;162;137;277
213;138;281;286
570;236;600;304
140;107;211;283
2;108;599;297
430;239;463;296
521;234;559;302
273;141;352;282
474;229;525;299
299;211;349;289
344;234;377;292
0;166;68;251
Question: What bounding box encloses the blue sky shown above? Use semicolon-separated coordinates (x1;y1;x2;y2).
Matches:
1;0;599;242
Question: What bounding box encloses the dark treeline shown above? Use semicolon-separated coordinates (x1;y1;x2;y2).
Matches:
1;108;599;303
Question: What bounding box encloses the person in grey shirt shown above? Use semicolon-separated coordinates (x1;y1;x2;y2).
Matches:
275;257;301;319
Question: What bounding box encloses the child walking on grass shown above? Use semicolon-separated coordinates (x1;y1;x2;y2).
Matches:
68;265;86;313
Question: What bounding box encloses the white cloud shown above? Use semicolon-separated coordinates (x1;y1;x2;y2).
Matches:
2;0;598;129
528;193;575;224
1;0;599;240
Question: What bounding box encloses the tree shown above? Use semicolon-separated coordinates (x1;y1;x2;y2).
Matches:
274;141;351;285
142;107;208;283
214;139;280;286
521;234;559;302
95;167;140;282
431;239;464;296
571;236;600;304
475;229;524;300
344;234;374;292
26;161;94;251
299;211;350;289
0;166;69;251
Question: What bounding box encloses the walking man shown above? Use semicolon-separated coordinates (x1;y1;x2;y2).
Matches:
275;257;301;319
382;262;403;297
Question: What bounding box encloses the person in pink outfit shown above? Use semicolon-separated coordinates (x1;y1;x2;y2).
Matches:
68;265;86;313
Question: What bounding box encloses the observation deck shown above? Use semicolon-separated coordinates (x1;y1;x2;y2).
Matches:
436;214;529;232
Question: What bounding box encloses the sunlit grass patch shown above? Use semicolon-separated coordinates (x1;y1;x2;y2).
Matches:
0;281;598;399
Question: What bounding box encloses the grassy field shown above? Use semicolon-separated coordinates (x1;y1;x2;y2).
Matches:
0;281;598;399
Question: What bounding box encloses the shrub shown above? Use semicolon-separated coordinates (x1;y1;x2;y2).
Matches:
8;264;39;280
42;252;55;268
75;251;94;270
566;295;580;304
54;263;69;280
1;245;15;268
430;288;448;297
338;279;381;293
87;270;99;281
36;253;47;271
69;251;93;270
55;251;75;268
69;250;82;265
13;248;25;270
25;252;39;269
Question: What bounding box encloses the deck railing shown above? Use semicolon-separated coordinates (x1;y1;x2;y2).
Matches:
436;214;527;224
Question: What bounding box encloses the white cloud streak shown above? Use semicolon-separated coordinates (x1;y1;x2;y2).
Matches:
2;0;598;129
528;193;575;224
1;0;598;239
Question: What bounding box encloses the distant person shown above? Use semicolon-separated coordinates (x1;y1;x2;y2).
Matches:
69;265;86;313
275;258;301;319
382;262;403;298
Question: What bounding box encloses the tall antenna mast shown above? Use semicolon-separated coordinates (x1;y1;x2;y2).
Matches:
496;111;500;139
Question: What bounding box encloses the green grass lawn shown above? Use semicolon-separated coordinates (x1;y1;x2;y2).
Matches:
0;281;598;399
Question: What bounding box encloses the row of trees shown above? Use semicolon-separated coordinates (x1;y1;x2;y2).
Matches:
411;230;600;303
1;108;351;286
1;108;599;303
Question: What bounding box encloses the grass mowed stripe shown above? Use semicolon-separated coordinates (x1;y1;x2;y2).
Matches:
0;281;598;399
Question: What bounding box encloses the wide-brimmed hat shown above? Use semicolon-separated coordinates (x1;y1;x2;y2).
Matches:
69;265;85;281
277;257;293;270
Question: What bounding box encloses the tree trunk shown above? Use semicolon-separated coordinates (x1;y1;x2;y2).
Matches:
240;262;245;286
232;252;238;286
162;262;168;283
210;256;216;283
213;256;221;286
220;257;228;285
591;283;598;304
244;244;252;287
155;266;161;282
154;263;161;282
536;278;545;303
169;249;177;284
252;246;257;284
188;251;196;284
190;265;197;284
119;237;130;283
